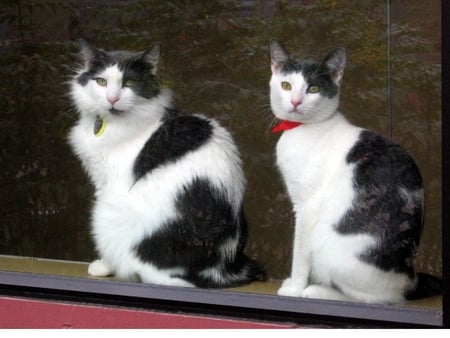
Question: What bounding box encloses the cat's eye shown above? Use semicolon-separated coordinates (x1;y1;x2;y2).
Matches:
95;78;107;87
307;85;320;93
281;81;292;91
123;79;135;87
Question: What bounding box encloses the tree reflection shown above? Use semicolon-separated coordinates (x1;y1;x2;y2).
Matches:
0;0;441;278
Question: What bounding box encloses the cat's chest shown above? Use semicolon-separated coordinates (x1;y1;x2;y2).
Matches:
75;122;154;191
89;139;141;190
275;118;361;200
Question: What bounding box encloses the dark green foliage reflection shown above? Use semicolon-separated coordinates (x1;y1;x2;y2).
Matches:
0;0;441;278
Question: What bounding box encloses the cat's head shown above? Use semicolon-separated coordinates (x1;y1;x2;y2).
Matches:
71;40;164;119
269;40;346;124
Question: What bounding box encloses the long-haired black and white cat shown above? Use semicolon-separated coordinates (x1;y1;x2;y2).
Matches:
269;39;440;303
68;40;265;288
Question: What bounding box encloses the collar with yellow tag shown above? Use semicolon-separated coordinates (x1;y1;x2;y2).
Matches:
94;115;106;137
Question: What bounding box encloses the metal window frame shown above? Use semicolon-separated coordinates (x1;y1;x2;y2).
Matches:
0;269;444;327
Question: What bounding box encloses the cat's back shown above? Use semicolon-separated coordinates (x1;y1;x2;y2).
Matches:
346;129;423;191
133;109;245;201
340;128;424;234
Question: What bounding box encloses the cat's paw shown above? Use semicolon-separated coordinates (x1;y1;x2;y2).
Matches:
277;278;305;297
301;284;348;301
301;285;324;299
88;259;113;277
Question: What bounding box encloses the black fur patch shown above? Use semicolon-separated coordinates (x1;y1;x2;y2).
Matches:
336;130;423;277
77;48;109;86
77;50;160;98
134;178;264;287
133;109;213;182
281;59;338;98
118;56;160;98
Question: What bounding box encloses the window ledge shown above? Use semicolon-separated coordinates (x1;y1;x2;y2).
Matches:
0;255;443;327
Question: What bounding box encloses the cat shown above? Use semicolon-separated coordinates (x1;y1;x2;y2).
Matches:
268;39;441;304
68;40;265;288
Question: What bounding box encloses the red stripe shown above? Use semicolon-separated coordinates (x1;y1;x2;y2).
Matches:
0;296;296;329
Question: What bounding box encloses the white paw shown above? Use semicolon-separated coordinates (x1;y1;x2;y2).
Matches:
301;285;322;299
165;278;194;288
277;278;306;297
301;284;348;301
88;259;113;277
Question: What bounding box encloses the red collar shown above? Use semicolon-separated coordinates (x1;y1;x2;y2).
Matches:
271;120;302;133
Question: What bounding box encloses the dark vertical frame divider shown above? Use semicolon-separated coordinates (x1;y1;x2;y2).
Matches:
441;0;449;329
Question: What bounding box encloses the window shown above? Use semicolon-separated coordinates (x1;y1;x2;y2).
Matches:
0;0;445;327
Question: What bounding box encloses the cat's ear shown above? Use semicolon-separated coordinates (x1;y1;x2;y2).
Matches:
141;44;160;75
78;39;103;69
269;39;289;74
323;47;346;85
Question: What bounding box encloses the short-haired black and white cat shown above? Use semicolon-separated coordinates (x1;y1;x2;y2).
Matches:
68;40;265;288
269;39;440;303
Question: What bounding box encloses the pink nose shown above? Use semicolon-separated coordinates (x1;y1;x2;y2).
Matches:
291;99;301;108
107;96;119;105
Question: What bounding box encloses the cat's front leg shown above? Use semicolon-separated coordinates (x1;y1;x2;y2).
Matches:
88;258;114;277
277;220;310;297
277;258;309;296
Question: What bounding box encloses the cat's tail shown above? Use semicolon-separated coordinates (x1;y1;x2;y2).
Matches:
187;254;267;289
405;272;442;300
222;254;268;288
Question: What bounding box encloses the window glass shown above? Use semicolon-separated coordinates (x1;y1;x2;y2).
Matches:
0;0;441;300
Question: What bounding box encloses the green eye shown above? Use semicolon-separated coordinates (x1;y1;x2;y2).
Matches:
95;78;107;86
307;85;320;93
123;79;135;87
281;81;292;91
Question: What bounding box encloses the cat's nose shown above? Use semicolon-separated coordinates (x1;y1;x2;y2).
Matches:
107;96;120;105
291;99;301;108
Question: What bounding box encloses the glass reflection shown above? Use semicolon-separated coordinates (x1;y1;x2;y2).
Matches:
0;0;441;292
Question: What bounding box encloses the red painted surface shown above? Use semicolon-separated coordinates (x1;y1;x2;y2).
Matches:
0;296;296;329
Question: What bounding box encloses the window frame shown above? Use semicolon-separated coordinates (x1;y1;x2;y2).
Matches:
0;1;447;329
0;269;445;327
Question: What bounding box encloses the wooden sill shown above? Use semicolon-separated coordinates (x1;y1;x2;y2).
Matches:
0;254;441;310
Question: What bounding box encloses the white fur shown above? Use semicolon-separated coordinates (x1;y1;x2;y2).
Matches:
271;71;415;304
270;71;339;124
69;66;245;286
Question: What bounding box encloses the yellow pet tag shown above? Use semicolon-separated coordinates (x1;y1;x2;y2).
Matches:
94;116;106;137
